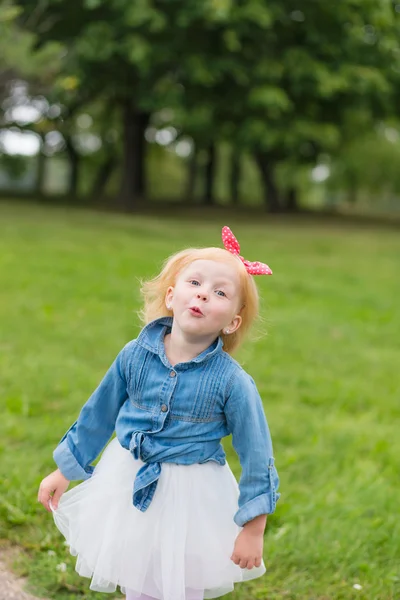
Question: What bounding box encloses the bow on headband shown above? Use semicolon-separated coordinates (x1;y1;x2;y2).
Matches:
222;226;272;275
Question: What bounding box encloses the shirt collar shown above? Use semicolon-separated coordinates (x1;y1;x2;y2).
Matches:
136;316;224;365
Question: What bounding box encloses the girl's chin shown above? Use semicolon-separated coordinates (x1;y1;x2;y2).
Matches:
179;320;219;337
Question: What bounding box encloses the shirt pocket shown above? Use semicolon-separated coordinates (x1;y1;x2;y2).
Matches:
170;372;225;423
129;353;160;413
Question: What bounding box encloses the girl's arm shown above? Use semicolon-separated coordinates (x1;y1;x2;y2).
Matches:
52;342;132;482
224;370;280;528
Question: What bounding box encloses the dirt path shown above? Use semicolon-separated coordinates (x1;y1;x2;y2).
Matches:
0;548;120;600
0;549;45;600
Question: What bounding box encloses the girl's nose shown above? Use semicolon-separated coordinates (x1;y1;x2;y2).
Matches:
197;292;208;301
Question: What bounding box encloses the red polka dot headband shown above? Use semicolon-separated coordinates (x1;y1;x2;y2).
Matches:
222;226;272;276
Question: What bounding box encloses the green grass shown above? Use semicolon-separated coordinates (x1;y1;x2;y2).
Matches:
0;201;399;600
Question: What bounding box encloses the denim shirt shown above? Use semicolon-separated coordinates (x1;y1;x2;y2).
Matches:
54;317;280;527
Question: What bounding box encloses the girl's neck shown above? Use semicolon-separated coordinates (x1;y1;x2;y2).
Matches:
163;328;217;366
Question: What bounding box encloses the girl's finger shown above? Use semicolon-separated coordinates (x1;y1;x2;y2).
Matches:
255;557;262;568
52;488;63;510
38;490;52;512
37;483;45;503
239;558;248;569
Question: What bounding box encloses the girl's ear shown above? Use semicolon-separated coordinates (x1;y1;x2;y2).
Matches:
224;314;242;335
165;286;174;310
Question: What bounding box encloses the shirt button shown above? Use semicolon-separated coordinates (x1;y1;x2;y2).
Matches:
169;371;176;377
161;404;168;412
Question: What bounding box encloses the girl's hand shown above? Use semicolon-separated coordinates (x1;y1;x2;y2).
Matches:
38;469;70;512
230;528;264;569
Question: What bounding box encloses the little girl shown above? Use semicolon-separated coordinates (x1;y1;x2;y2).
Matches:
38;226;280;600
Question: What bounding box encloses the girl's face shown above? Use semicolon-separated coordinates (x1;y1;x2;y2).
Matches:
166;259;242;341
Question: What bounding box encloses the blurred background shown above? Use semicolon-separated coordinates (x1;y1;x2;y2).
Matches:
1;0;400;215
1;2;400;600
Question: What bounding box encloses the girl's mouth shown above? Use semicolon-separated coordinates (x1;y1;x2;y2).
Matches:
189;306;204;317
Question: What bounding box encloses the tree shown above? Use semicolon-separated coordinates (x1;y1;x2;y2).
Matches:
15;0;181;208
0;1;65;195
13;0;400;212
159;0;400;210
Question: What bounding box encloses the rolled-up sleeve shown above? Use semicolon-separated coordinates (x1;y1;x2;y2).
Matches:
224;370;280;527
53;343;131;481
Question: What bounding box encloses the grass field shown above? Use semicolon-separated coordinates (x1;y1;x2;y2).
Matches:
0;201;399;600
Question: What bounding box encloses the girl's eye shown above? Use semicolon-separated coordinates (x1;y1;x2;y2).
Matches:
190;280;200;286
216;290;226;297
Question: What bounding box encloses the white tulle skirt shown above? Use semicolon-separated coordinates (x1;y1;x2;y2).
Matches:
51;438;266;599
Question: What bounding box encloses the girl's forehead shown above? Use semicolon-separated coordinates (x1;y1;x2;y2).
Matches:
180;259;240;284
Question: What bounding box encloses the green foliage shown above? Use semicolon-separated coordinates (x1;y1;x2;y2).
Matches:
328;126;400;205
15;0;400;147
0;2;22;22
1;201;400;598
4;0;400;208
0;2;62;84
0;154;28;179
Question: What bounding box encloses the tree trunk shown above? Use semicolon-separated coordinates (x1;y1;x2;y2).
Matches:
118;99;150;210
65;135;79;198
254;152;282;212
203;143;217;206
36;150;45;196
230;147;241;206
134;111;150;198
347;176;358;204
91;154;116;200
285;186;299;212
185;144;198;203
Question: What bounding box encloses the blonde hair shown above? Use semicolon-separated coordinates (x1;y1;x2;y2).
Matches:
140;247;259;354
